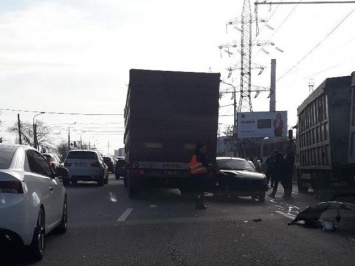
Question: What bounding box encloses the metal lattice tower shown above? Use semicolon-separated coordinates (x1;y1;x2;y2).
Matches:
239;0;253;112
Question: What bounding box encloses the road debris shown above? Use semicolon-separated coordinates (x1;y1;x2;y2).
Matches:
288;201;355;228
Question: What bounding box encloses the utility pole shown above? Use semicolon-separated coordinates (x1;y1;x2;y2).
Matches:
219;1;282;113
68;122;77;150
18;114;22;144
240;0;253;112
33;112;44;149
270;59;276;112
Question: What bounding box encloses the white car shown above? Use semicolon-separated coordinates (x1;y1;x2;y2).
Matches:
0;144;68;261
63;150;108;186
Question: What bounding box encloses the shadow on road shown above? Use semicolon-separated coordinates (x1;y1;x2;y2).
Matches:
130;188;268;207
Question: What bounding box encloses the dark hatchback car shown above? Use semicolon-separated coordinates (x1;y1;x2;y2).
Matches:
114;158;127;180
207;157;268;202
103;156;115;173
42;153;62;170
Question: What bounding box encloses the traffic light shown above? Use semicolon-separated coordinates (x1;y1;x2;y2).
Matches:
74;141;77;147
0;137;2;143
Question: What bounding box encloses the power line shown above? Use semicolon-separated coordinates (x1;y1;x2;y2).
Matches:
255;1;355;5
0;108;123;116
277;8;355;81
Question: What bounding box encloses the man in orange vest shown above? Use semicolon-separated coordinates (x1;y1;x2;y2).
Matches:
189;143;208;209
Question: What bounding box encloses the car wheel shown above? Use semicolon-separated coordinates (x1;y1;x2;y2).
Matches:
98;177;104;186
123;176;127;188
63;179;70;186
258;191;266;202
128;177;139;199
55;196;67;234
104;176;109;185
28;208;45;261
115;174;120;180
71;180;77;185
297;178;309;193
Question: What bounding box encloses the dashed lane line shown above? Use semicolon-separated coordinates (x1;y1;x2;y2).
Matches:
117;208;133;222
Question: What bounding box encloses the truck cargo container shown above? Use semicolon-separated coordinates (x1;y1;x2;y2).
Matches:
296;72;355;199
124;69;220;198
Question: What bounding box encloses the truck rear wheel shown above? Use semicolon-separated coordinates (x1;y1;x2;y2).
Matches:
297;178;308;193
128;177;139;199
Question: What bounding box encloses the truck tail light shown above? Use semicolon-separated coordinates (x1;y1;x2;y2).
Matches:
131;169;144;175
0;181;24;194
91;161;101;167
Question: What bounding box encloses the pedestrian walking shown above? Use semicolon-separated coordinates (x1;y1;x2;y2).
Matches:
189;143;209;209
282;145;295;199
264;154;274;186
255;157;263;173
267;150;285;198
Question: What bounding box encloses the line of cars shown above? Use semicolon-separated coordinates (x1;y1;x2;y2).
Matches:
1;144;267;261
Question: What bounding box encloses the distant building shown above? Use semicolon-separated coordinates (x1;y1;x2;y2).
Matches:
217;136;234;157
114;148;125;157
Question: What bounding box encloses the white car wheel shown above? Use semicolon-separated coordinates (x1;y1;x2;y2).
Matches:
28;208;45;261
55;197;68;234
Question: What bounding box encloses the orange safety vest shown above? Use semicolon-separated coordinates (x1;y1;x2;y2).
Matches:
189;155;208;175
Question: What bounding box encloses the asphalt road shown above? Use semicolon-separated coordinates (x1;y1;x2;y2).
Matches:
2;174;355;266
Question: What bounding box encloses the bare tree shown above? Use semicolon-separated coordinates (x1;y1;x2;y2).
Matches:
56;141;69;162
223;125;234;136
7;120;54;151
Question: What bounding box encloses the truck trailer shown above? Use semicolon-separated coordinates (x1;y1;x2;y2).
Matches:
124;69;220;198
296;72;355;199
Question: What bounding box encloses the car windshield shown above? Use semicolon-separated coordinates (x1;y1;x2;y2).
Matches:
66;151;97;160
217;159;256;172
0;145;16;169
103;157;111;162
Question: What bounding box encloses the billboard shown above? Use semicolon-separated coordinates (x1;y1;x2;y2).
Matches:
237;111;288;139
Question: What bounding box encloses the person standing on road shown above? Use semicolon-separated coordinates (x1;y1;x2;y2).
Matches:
189;143;208;210
267;150;285;198
282;145;295;199
265;154;274;187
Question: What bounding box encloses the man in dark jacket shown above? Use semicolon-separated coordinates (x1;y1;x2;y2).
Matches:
265;154;274;187
282;146;295;198
267;150;285;198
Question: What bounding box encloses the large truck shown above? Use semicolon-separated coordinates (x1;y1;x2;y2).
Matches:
124;69;220;198
296;71;355;199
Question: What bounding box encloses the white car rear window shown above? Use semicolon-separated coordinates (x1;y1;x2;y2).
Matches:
0;145;16;169
67;151;97;160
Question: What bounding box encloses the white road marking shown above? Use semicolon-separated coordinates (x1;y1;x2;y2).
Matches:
275;210;296;220
117;208;133;222
109;192;117;202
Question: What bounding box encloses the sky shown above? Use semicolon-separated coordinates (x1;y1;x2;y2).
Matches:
0;0;354;155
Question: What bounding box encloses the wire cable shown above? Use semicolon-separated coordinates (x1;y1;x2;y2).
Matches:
277;8;355;81
0;108;123;116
